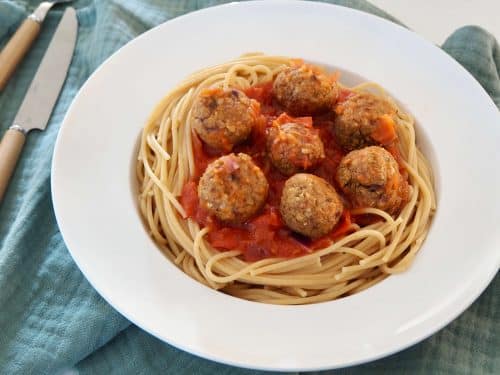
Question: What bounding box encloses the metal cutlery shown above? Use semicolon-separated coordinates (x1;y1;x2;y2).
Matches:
0;7;77;202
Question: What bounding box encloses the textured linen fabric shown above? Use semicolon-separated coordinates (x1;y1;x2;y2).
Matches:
0;1;498;374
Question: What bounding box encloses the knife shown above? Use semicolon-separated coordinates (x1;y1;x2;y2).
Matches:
0;7;77;203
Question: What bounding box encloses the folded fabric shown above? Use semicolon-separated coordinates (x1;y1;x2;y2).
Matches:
0;1;498;374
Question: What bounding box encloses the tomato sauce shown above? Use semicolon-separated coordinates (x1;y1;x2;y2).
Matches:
180;82;357;261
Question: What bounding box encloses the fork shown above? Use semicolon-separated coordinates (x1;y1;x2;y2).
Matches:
0;0;73;90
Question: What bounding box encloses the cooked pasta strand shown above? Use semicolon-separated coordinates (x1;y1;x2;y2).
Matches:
137;55;435;305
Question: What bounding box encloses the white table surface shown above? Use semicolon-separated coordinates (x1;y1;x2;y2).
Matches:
371;0;500;44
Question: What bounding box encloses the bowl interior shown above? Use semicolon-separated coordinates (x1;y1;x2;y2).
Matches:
128;63;442;304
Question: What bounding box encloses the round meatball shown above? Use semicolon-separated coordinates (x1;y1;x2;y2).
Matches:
280;174;343;239
336;146;409;215
273;66;338;115
334;91;397;152
266;122;325;176
191;88;258;152
198;153;268;223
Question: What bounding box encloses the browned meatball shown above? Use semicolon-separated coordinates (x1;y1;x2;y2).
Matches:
273;65;338;115
266;122;325;176
198;153;268;223
280;174;343;239
334;92;397;152
336;146;409;215
191;88;259;152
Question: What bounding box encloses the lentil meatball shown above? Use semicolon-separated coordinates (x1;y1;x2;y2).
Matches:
198;153;268;223
191;88;258;152
280;174;343;239
334;92;397;152
266;122;325;176
336;146;409;216
273;66;338;115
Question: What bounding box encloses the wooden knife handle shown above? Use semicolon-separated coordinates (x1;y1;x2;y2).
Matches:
0;18;41;91
0;128;26;203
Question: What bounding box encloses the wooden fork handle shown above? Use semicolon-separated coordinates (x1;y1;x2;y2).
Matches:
0;128;26;202
0;18;41;91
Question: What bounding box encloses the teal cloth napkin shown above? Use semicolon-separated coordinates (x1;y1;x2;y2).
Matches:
0;1;498;374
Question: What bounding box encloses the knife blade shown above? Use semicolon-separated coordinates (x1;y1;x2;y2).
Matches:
0;7;77;203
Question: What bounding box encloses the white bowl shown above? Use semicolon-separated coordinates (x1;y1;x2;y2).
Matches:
51;1;500;371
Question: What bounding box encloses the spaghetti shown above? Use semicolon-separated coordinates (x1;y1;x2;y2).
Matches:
137;54;436;305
